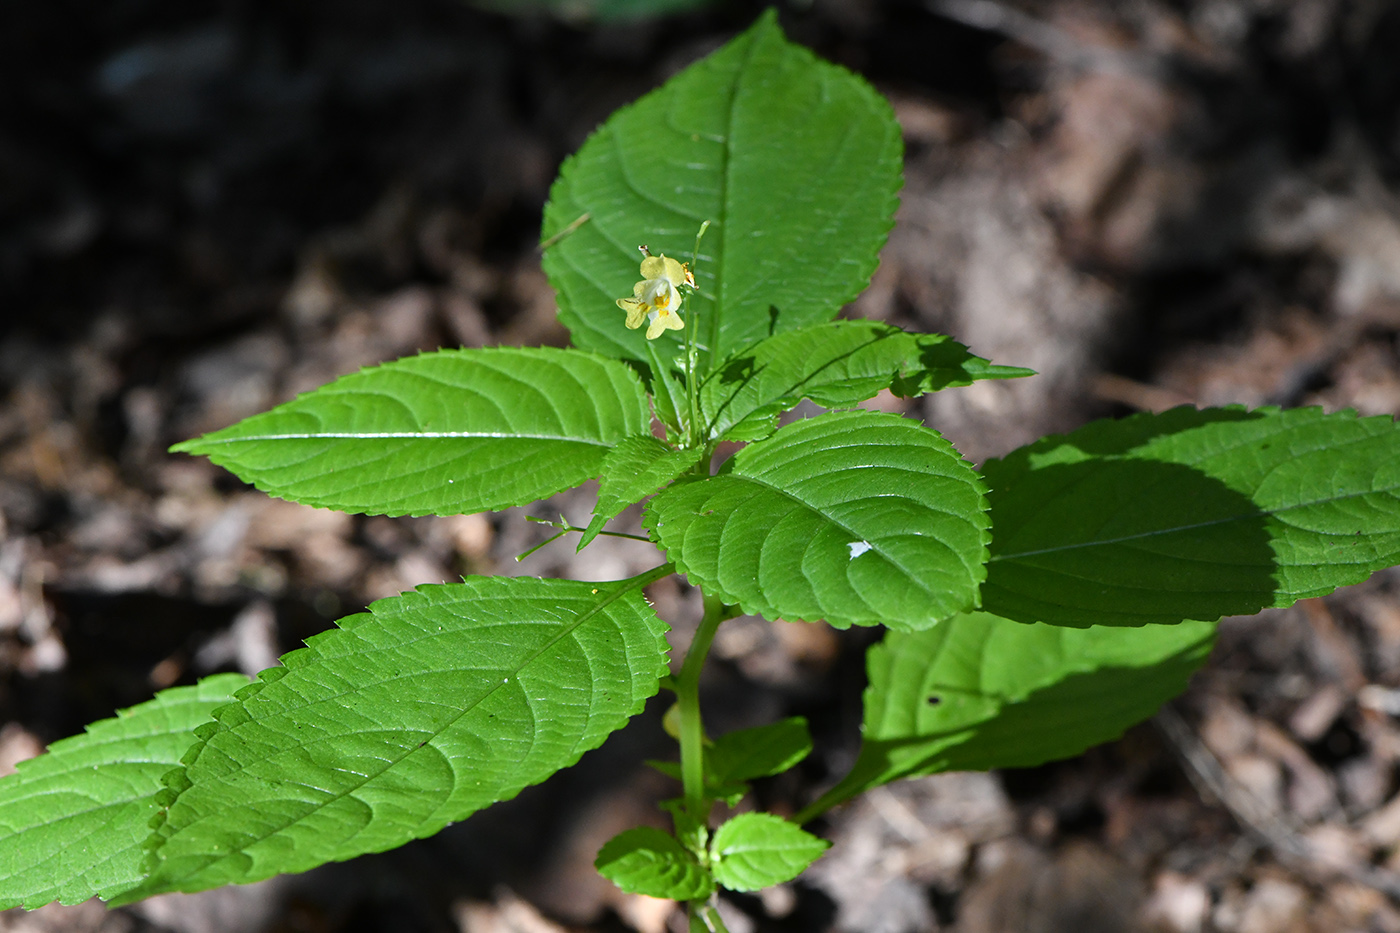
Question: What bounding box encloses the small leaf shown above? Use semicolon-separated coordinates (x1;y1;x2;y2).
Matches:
708;718;811;784
0;673;248;909
580;436;705;549
125;573;671;899
804;612;1215;816
595;827;713;900
984;406;1400;626
173;347;650;517
541;10;903;368
658;797;711;857
646;410;989;630
647;762;749;806
700;321;1032;442
709;813;828;892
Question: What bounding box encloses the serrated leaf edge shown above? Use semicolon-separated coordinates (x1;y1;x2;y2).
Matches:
135;570;673;894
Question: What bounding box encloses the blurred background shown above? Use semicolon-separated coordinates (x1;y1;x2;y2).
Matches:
4;0;1400;930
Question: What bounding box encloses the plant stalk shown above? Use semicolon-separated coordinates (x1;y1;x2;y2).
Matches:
683;220;710;449
676;592;727;812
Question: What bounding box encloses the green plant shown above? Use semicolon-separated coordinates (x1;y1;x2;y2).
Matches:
4;12;1400;930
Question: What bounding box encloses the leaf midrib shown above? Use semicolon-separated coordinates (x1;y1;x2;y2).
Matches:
189;431;619;445
719;461;979;614
990;479;1400;563
704;19;764;369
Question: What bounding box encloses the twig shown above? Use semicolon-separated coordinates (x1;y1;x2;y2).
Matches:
1155;703;1400;901
538;212;590;251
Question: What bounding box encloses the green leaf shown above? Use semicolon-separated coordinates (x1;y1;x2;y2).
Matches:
173;347;650;517
708;717;812;784
0;673;248;909
984;406;1400;626
804;613;1215;816
701;321;1033;442
580;436;705;549
646;410;989;630
648;717;812;800
124;573;671;899
709;813;829;892
645;767;748;807
541;10;902;368
658;796;711;856
595;827;714;900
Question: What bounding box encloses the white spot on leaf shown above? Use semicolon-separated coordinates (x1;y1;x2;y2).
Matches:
847;540;873;559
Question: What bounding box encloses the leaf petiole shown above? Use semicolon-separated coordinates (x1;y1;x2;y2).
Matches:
518;516;652;560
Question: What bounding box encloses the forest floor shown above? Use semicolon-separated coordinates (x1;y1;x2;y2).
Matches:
5;0;1400;930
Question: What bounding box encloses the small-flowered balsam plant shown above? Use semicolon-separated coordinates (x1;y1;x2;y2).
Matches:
4;12;1400;929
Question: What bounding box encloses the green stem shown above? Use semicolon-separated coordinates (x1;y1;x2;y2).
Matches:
673;585;733;931
685;320;700;448
676;593;728;812
792;794;831;827
683;220;710;449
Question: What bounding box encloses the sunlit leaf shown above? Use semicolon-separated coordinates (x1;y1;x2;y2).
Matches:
0;674;247;909
710;813;828;891
595;827;713;900
124;574;670;898
541;11;902;368
581;436;705;549
700;321;1032;442
174;347;650;517
647;410;988;630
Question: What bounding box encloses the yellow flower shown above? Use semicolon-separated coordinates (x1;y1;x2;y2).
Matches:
616;254;691;339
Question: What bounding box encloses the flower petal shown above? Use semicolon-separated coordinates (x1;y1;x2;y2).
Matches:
659;256;687;287
617;298;648;329
639;256;669;280
646;307;685;339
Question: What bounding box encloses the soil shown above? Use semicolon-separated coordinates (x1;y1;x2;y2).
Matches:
5;1;1400;931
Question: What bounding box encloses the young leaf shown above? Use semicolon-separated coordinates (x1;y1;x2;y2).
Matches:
709;813;829;892
649;717;813;799
124;573;671;899
173;347;650;517
646;768;750;807
802;612;1215;818
0;673;248;909
595;826;714;900
541;10;902;367
707;718;812;784
580;436;705;550
700;321;1033;442
658;796;712;858
646;410;989;630
984;406;1400;626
